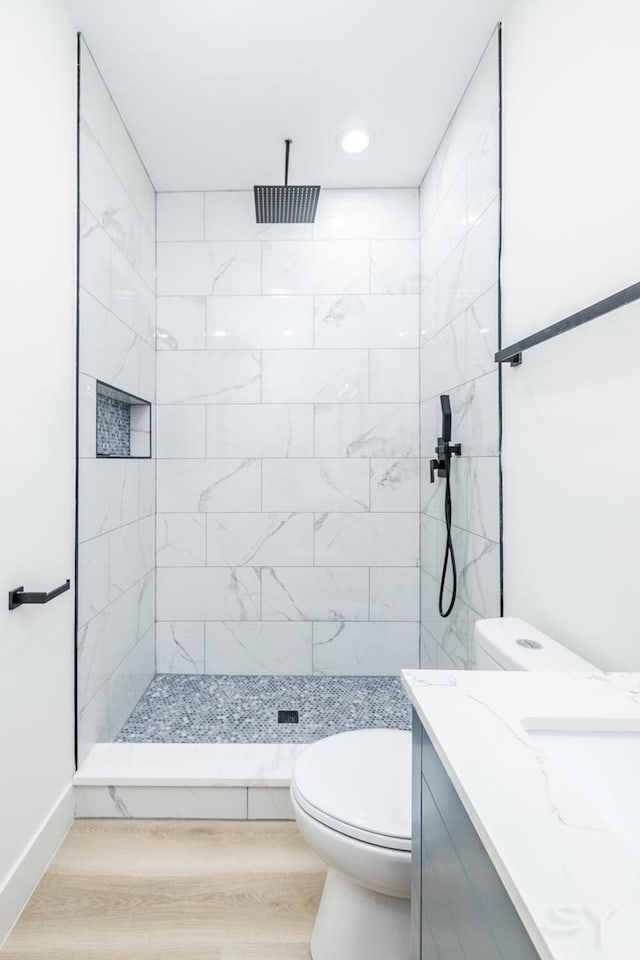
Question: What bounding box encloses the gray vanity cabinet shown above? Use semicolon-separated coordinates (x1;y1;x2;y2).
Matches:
411;711;540;960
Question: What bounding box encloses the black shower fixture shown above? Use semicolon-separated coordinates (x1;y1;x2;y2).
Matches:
430;395;462;619
254;139;321;224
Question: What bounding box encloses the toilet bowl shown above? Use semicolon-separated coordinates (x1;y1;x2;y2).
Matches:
292;619;598;960
290;728;411;960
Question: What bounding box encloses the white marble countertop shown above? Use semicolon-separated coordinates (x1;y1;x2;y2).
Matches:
402;669;640;960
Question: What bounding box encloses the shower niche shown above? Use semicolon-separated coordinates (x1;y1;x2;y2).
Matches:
95;381;151;459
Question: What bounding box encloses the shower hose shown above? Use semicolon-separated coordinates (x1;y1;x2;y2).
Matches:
438;457;457;618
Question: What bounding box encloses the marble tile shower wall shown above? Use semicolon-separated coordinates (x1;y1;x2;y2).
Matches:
419;33;501;669
76;41;156;763
155;188;420;676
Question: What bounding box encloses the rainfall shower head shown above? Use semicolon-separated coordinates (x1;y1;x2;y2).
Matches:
254;139;320;224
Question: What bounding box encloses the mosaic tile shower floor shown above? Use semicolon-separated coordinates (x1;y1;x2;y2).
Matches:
116;674;412;743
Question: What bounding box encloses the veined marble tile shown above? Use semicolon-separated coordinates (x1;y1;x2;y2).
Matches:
78;577;147;708
314;512;419;566
206;295;313;349
79;204;111;309
156;513;206;567
466;456;500;543
262;567;369;621
156;350;260;403
465;283;499;380
77;684;110;766
207;404;313;458
262;349;368;403
420;311;466;400
205;190;312;241
205;621;313;674
453;528;501;620
450;371;500;457
370;458;420;511
74;785;248;819
370;568;420;621
138;459;156;519
313;621;419;675
80;120;135;259
419;623;439;669
79;40;110;153
156;567;261;621
78;374;97;458
109;515;155;600
370;349;419;402
435;197;499;330
137;339;155;407
419;267;438;345
314;403;418;458
156;405;206;459
420;513;444;583
465;109;500;226
79;290;139;398
312;189;418;240
314;294;419;349
108;626;156;738
109;104;155;233
262;459;369;512
370;240;420;294
157;192;204;241
420;570;472;669
157;241;260;296
109;234;156;349
77;533;110;627
422;165;468;276
206;513;313;567
156;296;206;350
155;622;205;673
78;459;139;541
156;458;261;513
261;240;369;295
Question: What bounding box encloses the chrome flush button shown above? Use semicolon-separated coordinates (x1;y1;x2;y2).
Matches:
516;638;543;650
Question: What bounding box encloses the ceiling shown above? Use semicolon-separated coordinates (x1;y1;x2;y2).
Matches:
62;0;510;191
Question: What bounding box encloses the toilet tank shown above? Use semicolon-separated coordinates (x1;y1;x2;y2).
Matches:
474;618;597;671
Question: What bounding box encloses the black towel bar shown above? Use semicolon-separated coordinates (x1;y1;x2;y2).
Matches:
8;579;70;610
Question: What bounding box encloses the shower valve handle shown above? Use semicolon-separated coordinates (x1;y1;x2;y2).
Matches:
430;441;462;483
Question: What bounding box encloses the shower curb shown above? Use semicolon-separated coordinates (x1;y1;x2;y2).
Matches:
73;742;306;820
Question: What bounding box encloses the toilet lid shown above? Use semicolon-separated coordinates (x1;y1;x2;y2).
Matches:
291;729;411;851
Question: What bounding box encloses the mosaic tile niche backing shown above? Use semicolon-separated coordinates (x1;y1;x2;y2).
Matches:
96;393;130;457
117;674;412;743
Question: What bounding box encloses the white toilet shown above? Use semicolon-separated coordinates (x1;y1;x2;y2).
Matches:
290;618;596;960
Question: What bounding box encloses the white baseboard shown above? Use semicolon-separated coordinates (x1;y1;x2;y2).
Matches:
0;785;74;947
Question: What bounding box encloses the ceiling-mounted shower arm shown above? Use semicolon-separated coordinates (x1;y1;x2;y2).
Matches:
284;138;291;187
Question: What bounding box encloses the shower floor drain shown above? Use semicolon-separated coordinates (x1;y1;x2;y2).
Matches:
278;710;299;724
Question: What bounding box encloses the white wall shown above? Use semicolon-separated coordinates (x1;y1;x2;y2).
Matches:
501;0;640;669
77;40;156;762
419;33;501;669
155;189;421;676
0;0;77;941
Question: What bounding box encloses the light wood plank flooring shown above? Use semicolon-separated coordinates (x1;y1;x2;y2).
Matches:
1;820;326;959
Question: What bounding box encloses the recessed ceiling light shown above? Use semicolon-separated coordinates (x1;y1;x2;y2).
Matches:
340;129;370;154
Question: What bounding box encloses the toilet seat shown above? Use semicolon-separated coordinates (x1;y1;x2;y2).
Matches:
291;728;411;852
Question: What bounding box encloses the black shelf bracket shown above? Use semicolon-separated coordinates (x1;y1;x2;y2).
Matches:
9;579;71;611
495;280;640;365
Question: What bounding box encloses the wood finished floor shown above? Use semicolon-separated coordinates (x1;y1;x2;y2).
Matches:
1;820;326;959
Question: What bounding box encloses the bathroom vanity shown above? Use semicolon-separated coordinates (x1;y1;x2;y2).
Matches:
403;669;640;960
